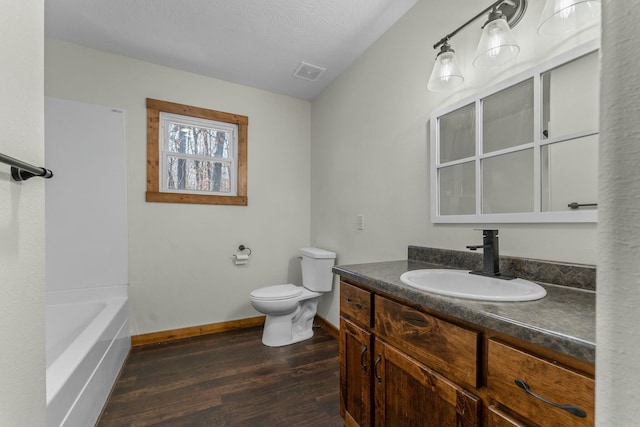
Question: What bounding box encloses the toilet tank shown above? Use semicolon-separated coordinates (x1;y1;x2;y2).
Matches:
300;247;336;292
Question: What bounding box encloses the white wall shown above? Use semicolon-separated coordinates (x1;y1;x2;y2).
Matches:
596;2;640;424
0;0;46;425
311;0;600;325
45;39;311;335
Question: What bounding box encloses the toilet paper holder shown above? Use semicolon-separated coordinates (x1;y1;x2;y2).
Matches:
238;244;252;255
233;245;252;265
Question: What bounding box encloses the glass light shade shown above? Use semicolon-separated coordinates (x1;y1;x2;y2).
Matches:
473;16;520;69
538;0;601;36
428;48;464;91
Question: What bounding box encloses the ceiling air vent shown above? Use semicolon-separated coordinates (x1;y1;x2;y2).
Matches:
292;61;327;82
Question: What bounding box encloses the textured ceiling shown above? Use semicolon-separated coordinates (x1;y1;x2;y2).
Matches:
45;0;418;100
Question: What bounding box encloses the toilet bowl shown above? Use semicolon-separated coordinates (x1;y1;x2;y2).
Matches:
250;248;336;347
250;284;321;347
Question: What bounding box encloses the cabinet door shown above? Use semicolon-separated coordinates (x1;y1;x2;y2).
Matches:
340;318;373;427
373;339;480;427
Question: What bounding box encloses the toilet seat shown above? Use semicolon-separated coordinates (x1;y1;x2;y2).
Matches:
250;284;303;301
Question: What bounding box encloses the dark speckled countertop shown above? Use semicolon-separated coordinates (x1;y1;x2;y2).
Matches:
333;250;596;364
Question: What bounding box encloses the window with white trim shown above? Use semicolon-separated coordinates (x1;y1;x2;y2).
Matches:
160;113;237;196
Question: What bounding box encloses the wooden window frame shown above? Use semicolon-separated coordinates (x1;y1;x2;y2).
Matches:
146;98;248;206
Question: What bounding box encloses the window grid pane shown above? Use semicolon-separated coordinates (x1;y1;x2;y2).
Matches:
439;162;476;215
166;156;231;193
482;149;534;214
167;122;231;159
439;103;476;164
541;135;598;212
541;51;599;140
482;78;534;153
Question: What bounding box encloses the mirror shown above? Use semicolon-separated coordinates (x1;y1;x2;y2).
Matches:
431;42;599;223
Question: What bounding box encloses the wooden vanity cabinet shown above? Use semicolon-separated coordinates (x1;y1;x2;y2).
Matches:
339;282;374;427
338;279;594;427
339;280;481;427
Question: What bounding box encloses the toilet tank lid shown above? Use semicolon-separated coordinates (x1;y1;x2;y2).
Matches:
300;247;336;259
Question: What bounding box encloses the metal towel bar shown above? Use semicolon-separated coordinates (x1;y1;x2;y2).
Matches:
0;152;54;181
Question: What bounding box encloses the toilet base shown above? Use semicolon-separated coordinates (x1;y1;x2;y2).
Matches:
261;298;318;347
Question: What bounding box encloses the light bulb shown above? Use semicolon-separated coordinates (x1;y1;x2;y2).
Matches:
473;12;520;69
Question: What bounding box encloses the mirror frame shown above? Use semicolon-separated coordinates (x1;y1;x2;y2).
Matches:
430;41;599;224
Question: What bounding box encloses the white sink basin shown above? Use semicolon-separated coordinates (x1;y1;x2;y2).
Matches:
399;269;547;302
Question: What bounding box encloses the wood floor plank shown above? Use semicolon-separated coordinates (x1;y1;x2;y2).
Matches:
97;325;342;426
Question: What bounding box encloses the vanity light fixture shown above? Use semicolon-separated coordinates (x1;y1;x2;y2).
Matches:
427;0;527;91
538;0;601;36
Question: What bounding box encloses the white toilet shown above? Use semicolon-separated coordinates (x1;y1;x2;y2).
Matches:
250;247;336;347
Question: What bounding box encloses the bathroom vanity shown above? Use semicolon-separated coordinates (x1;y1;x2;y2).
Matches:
335;246;595;427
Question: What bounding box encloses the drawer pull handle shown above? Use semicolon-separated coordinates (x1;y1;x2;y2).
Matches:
374;354;382;384
360;345;368;372
514;379;587;418
346;298;362;309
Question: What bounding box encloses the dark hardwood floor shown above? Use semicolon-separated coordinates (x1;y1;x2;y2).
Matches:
97;325;342;427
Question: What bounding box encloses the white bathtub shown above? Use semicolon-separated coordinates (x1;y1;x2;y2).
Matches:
46;286;130;427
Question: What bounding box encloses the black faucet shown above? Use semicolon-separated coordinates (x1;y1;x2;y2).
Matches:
466;229;514;280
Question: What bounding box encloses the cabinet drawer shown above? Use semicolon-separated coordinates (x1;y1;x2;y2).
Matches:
486;405;532;427
487;340;594;427
340;281;372;328
374;295;479;389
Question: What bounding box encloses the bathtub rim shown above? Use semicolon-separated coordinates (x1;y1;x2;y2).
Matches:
45;285;128;406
